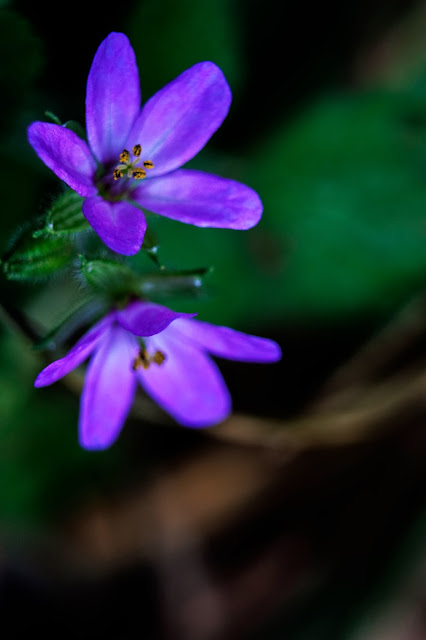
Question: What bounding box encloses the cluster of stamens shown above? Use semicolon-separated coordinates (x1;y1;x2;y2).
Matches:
113;144;154;181
132;347;166;371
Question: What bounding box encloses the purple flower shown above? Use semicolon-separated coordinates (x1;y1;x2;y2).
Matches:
34;300;281;450
27;32;262;255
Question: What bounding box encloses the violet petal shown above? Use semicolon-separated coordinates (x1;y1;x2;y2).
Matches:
133;169;263;230
34;315;114;388
86;32;140;165
127;62;231;178
82;196;147;255
171;318;282;362
137;330;231;427
115;300;196;337
79;326;138;450
27;122;97;197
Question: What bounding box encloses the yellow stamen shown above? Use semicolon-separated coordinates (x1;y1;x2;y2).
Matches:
152;350;166;365
113;144;153;181
132;348;150;370
132;168;146;180
132;348;167;370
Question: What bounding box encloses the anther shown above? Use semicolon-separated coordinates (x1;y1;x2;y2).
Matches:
120;149;130;163
132;168;146;180
132;348;167;370
143;160;154;170
132;348;150;370
113;168;123;180
152;350;166;365
132;144;142;157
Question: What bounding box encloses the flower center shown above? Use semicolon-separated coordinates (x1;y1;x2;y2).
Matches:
113;144;154;181
132;347;166;371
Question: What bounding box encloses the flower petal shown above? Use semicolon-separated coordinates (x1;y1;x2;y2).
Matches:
79;326;138;450
137;329;231;427
133;169;262;230
82;196;146;255
171;318;282;362
34;314;114;387
115;300;196;337
86;32;140;165
127;62;231;177
27;122;97;197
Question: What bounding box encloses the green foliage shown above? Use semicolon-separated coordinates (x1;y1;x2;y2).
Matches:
248;85;426;319
125;0;243;100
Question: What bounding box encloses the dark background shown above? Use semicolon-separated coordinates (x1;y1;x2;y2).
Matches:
0;0;425;638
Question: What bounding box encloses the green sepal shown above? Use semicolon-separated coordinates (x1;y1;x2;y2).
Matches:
44;110;61;125
43;112;86;140
63;120;87;141
33;191;88;237
141;226;161;266
1;225;73;282
79;256;138;296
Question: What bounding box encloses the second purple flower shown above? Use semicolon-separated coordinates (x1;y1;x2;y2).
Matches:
27;32;263;255
34;301;281;450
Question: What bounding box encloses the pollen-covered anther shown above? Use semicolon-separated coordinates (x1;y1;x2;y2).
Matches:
132;168;146;180
152;350;166;365
120;149;131;163
132;348;167;370
113;143;153;180
132;348;150;370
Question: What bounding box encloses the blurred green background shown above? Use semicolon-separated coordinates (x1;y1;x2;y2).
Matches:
0;0;425;637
